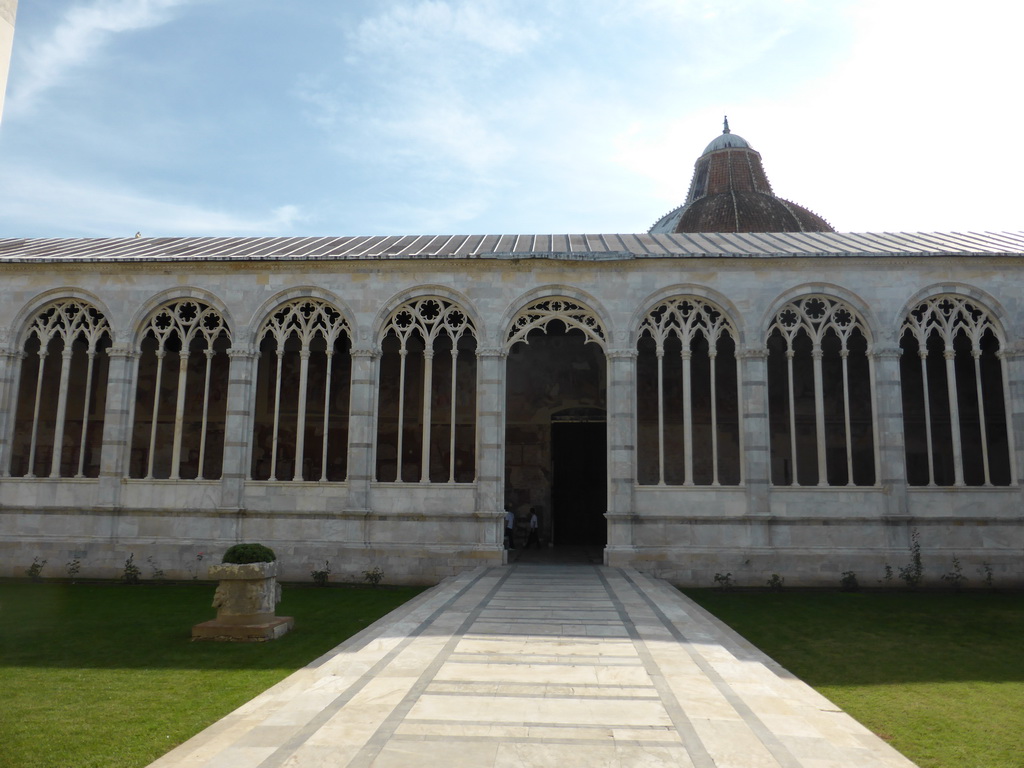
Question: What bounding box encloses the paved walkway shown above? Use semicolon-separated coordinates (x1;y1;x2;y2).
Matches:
150;565;918;767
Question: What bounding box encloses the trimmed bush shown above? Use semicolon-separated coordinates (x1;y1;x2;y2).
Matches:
222;543;277;564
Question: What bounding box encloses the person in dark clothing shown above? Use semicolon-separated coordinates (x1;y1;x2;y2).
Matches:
526;507;540;549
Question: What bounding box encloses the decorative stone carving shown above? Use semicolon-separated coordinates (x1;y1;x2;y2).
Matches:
191;561;294;642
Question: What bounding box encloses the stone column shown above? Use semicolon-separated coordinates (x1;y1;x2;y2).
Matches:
999;343;1024;491
872;344;908;517
97;343;137;507
219;347;257;510
475;348;507;546
346;347;378;513
605;349;636;547
739;347;771;518
0;344;21;476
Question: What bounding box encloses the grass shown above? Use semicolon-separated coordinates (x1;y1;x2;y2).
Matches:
0;580;425;768
685;589;1024;768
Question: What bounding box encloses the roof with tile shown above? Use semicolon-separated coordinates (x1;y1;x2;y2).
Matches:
0;230;1023;264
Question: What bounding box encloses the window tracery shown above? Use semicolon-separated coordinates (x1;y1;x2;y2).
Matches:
130;300;231;480
251;299;351;482
899;295;1012;486
10;300;111;478
636;297;741;485
767;296;876;486
506;299;604;347
376;298;477;483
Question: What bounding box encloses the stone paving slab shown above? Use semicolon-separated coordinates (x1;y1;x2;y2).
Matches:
148;565;919;768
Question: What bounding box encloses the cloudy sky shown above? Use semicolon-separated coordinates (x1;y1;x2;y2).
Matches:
0;0;1020;238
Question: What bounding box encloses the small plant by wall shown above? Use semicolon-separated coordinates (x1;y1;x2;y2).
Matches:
840;571;860;592
26;557;47;582
65;559;81;582
185;552;205;580
362;566;384;587
146;556;165;582
713;572;733;590
941;556;967;590
311;560;331;587
766;573;784;592
978;562;995;589
122;553;141;585
898;528;924;589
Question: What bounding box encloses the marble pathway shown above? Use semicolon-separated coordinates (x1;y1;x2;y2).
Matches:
149;565;918;768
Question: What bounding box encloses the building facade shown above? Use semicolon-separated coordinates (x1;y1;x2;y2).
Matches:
0;0;16;123
1;127;1023;585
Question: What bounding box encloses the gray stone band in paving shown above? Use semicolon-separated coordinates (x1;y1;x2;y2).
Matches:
149;566;918;768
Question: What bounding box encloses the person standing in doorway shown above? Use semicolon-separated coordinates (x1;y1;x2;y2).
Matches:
526;507;540;549
504;506;515;549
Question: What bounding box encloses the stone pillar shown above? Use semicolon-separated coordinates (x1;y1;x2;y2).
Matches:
0;345;21;477
346;347;378;512
219;347;257;510
739;347;771;518
475;348;507;545
872;344;908;517
97;343;137;507
0;1;16;124
606;349;636;547
999;343;1024;491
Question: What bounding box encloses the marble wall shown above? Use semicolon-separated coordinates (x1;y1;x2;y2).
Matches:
1;252;1022;586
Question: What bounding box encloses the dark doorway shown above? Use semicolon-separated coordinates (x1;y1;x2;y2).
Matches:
504;319;607;557
551;420;607;546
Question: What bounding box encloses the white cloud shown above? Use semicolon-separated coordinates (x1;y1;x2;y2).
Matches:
350;0;542;57
297;1;545;181
9;0;200;114
0;166;304;237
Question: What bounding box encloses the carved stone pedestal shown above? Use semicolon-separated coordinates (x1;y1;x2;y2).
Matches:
191;561;294;642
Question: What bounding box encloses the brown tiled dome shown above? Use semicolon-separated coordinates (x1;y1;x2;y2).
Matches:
649;119;835;234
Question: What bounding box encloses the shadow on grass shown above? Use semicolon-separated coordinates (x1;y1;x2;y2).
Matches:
684;589;1024;686
0;582;426;671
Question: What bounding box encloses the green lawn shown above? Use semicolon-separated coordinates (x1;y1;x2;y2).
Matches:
685;589;1024;768
0;581;425;768
4;583;1021;768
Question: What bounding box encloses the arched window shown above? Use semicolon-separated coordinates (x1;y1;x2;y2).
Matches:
250;299;351;482
129;301;231;479
899;295;1012;486
636;297;740;485
10;300;111;478
767;296;875;486
376;298;477;483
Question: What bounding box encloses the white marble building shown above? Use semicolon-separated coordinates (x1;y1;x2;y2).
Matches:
1;126;1023;586
0;0;16;123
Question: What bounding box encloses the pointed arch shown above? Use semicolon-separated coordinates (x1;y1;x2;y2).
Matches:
9;299;112;478
250;298;352;482
635;295;741;486
376;296;477;483
767;294;876;487
506;297;606;349
899;294;1012;486
129;299;231;480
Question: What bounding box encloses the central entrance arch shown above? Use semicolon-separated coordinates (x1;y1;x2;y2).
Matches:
504;305;608;553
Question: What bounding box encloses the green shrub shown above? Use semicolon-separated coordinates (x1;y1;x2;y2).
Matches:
121;553;141;585
222;543;277;564
311;560;331;587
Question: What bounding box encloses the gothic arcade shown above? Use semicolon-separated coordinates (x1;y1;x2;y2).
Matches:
1;229;1023;585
